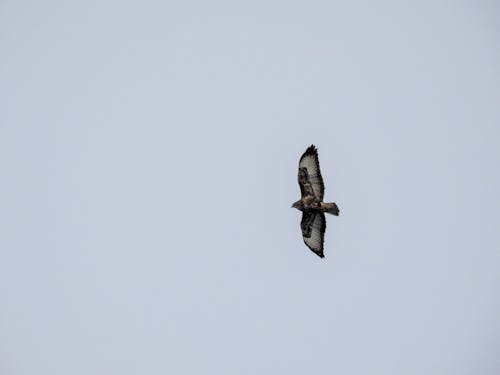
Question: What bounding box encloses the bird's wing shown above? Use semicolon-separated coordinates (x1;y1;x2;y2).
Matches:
300;211;326;258
298;145;324;201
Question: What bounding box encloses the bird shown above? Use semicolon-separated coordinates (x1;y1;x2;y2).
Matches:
291;145;339;258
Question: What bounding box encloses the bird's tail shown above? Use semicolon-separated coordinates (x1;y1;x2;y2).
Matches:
324;202;339;216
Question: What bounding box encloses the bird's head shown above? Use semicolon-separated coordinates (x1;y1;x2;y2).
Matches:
291;200;303;210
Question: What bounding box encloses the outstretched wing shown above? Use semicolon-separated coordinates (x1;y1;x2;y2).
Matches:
298;145;324;201
300;212;326;258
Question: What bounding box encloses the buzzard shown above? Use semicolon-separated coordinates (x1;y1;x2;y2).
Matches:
292;145;339;258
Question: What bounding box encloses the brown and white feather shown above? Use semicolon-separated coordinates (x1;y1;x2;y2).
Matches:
300;212;326;258
298;145;324;202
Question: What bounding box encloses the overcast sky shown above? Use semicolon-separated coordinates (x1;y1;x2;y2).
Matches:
1;1;500;374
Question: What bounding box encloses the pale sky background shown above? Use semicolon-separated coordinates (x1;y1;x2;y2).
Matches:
1;1;500;374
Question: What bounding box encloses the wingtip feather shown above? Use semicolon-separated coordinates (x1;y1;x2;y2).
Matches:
305;144;317;155
300;144;319;162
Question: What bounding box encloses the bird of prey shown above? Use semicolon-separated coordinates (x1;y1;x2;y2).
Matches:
291;145;339;258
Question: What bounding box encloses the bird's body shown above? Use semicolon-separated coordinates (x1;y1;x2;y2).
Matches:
293;198;338;214
292;145;339;258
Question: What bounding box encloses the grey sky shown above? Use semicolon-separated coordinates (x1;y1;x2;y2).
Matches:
1;1;499;374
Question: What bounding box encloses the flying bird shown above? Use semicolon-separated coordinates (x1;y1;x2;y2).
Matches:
292;145;339;258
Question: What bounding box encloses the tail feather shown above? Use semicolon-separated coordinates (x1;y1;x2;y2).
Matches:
325;202;339;216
